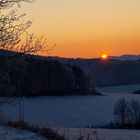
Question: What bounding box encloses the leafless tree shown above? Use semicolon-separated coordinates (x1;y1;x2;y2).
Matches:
129;100;140;126
114;98;129;128
0;0;47;59
0;0;48;121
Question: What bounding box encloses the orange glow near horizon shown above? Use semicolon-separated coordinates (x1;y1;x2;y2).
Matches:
19;0;140;58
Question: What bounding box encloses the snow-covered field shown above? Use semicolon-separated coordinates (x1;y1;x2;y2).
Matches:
56;128;140;140
3;84;140;128
0;126;45;140
0;126;140;140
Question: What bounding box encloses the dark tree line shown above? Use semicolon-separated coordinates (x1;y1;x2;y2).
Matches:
0;54;100;97
114;98;140;129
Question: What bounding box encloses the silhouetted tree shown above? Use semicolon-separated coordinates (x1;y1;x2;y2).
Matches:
0;0;47;60
114;98;129;128
129;100;140;127
114;99;140;128
0;0;47;122
72;65;90;93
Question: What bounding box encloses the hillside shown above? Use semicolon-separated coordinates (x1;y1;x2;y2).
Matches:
0;51;100;96
1;50;140;90
49;57;140;87
110;54;140;61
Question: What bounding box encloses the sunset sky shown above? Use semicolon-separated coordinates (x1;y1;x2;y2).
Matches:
21;0;140;58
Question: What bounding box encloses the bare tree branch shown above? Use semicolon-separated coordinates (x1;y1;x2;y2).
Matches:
0;0;34;9
0;0;47;58
0;0;48;107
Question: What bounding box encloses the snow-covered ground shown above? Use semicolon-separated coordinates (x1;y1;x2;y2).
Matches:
56;128;140;140
0;125;139;140
0;126;45;140
2;84;140;127
97;84;140;94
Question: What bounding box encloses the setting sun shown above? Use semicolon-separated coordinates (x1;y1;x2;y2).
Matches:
101;54;108;60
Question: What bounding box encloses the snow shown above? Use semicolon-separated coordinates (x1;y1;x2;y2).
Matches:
0;126;46;140
97;84;140;94
2;84;140;128
1;84;140;140
56;128;140;140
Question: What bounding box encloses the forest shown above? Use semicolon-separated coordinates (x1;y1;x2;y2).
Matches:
0;52;99;97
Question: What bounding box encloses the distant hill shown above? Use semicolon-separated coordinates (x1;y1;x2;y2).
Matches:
44;56;140;87
1;50;140;88
26;54;140;87
109;55;140;61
